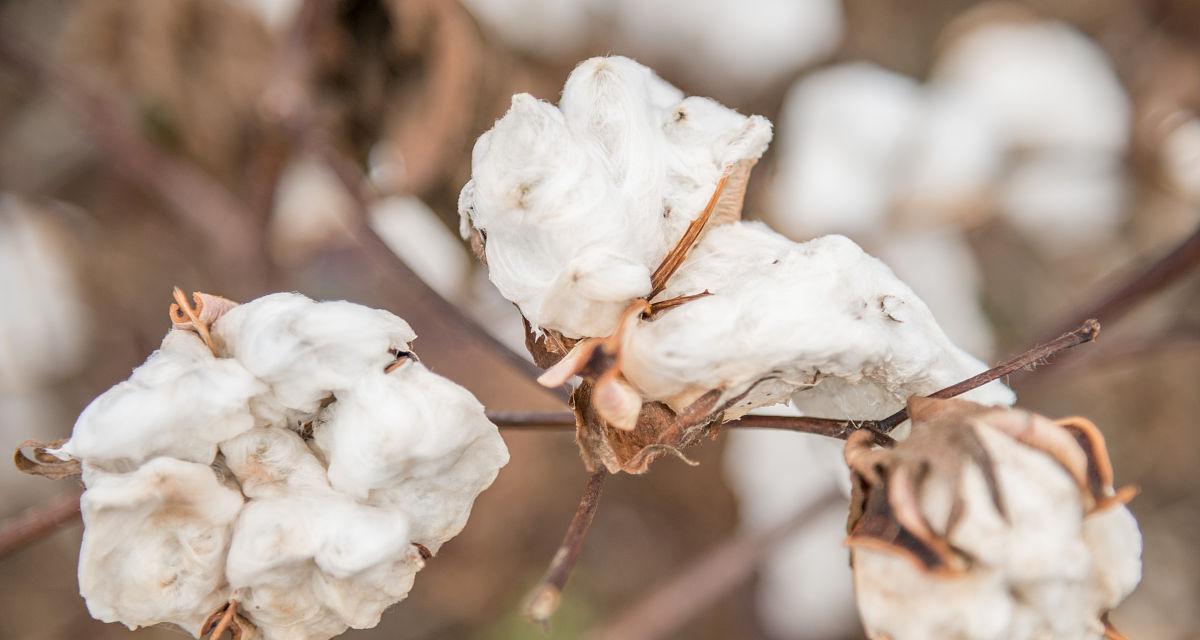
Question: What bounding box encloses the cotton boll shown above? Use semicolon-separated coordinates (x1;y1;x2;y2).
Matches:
229;0;301;33
768;63;924;237
78;457;243;635
933;20;1130;154
462;57;772;338
998;151;1126;254
369;196;471;302
621;222;1013;419
213;293;416;425
226;495;420;640
60;330;263;469
0;195;91;391
847;402;1142;640
611;0;843;93
314;363;509;551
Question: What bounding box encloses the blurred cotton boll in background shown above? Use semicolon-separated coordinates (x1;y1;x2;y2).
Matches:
724;403;858;640
462;0;843;94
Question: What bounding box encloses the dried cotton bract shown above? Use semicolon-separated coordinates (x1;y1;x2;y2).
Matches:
55;292;509;639
845;397;1141;640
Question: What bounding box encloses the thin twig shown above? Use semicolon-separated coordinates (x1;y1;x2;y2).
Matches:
585;490;843;640
875;318;1101;432
0;491;82;559
1041;224;1200;343
524;469;608;626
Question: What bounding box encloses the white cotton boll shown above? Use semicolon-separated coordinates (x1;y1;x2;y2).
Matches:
213;293;416;425
226;495;420;640
314;363;509;550
462;57;771;338
369;196;471;302
60;330;263;469
999;151;1126;254
768;63;924;237
621;222;1013;419
876;230;995;358
611;0;843;92
0;195;91;391
851;410;1143;640
78;457;243;635
933;20;1130;154
268;155;355;264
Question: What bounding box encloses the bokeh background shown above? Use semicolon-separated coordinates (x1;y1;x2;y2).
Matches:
1;0;1198;638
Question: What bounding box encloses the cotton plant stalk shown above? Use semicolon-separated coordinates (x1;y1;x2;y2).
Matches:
460;55;1012;474
844;396;1141;640
36;290;509;640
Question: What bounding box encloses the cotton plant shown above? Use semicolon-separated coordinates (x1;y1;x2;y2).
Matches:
461;55;1010;474
845;397;1141;640
31;289;509;639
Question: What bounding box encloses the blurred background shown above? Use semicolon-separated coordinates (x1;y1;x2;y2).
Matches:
1;0;1198;638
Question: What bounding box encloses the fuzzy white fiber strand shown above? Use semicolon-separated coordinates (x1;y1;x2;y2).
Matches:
60;293;508;640
315;362;511;551
622;222;1014;420
460;56;771;339
213;292;416;426
60;330;263;470
78;457;244;634
853;416;1142;640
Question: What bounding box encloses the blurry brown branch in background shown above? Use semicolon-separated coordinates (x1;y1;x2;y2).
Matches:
0;29;270;290
1039;224;1200;345
0;490;82;559
585;490;843;640
524;469;608;627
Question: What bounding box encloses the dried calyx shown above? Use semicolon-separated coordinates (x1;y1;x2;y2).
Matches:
460;55;1013;474
845;396;1141;640
20;289;509;640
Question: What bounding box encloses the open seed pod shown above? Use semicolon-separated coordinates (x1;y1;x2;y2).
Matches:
461;56;1013;474
845;396;1141;640
33;290;509;640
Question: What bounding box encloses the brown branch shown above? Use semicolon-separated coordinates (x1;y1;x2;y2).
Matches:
524;469;608;626
0;491;82;559
875;318;1101;433
1040;224;1200;343
585;490;843;640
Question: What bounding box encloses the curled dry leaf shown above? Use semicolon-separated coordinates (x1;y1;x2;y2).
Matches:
845;397;1141;640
